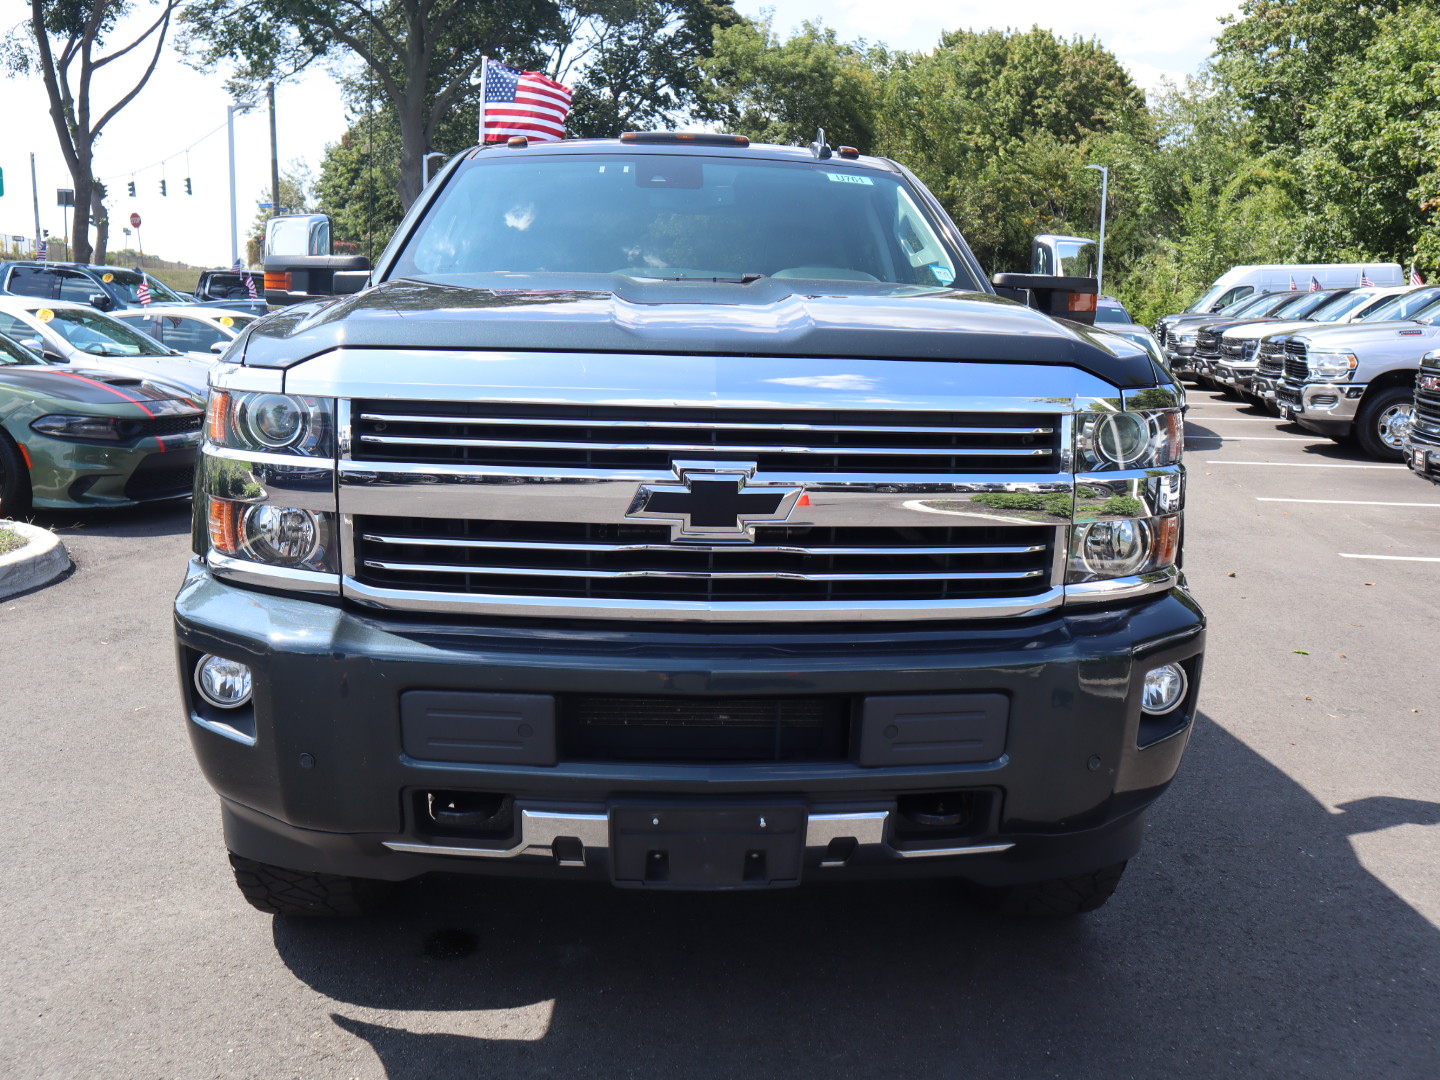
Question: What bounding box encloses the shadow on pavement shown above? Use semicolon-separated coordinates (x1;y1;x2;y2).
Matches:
271;715;1440;1079
27;500;192;539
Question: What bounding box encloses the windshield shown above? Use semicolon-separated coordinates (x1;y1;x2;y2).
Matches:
392;154;975;290
1360;287;1440;322
1412;296;1440;325
0;332;43;366
1224;292;1280;316
1094;305;1131;325
102;270;187;305
41;307;172;356
1266;292;1320;317
1311;291;1375;322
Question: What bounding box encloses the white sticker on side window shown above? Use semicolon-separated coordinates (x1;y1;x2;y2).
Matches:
826;173;874;185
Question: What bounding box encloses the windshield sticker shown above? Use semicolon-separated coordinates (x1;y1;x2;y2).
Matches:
102;272;114;282
219;316;234;327
929;264;956;286
826;173;873;185
37;308;54;323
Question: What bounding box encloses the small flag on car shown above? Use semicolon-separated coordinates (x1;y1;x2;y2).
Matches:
137;281;152;306
1413;263;1426;286
479;58;573;143
1310;275;1321;292
245;273;258;299
1361;274;1374;287
1289;275;1298;290
36;239;47;262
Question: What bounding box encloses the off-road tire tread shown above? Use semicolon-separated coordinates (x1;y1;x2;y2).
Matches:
228;853;395;917
967;861;1127;916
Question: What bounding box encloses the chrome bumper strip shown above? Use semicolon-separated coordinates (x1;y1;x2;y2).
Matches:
381;808;1012;865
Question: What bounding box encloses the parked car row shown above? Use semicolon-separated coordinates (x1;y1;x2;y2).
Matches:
1157;283;1440;462
0;292;262;515
0;260;269;318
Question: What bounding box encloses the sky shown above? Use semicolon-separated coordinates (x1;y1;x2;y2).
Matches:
1;1;1240;269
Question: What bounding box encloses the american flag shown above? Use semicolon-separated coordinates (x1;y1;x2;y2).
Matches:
36;239;47;262
1309;275;1321;292
1413;264;1426;286
137;280;152;306
233;257;258;300
1361;274;1375;287
1289;276;1298;291
481;60;572;143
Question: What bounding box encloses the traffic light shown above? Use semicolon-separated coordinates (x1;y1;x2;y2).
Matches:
184;177;192;195
127;180;136;197
159;179;167;196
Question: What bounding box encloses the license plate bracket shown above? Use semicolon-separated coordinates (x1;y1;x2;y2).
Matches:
609;803;806;889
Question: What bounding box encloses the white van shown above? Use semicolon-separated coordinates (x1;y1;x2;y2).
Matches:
1187;263;1404;314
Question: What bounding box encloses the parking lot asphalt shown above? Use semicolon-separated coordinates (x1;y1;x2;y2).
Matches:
2;384;1438;1079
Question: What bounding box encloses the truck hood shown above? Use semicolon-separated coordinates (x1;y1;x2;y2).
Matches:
1224;319;1331;342
237;278;1162;388
1293;321;1440;350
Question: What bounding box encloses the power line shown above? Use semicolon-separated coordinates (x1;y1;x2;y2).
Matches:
98;117;234;183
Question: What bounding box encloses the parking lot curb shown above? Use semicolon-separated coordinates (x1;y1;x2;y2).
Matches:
0;521;72;600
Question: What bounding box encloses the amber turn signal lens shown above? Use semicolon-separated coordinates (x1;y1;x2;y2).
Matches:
208;497;241;555
206;390;230;445
264;271;291;292
1155;514;1181;567
1067;291;1098;312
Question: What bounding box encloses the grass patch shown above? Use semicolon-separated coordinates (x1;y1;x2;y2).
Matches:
0;523;27;556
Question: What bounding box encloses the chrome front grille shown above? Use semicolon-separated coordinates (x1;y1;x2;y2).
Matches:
353;517;1055;604
1195;331;1221;359
351;402;1060;475
1153;323;1168;347
1257;341;1286;378
1416;367;1440;432
1284;342;1309;383
1221;340;1254;362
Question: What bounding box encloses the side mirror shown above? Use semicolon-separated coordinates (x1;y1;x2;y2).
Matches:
210;341;226;354
88;293;114;312
21;337;44;353
332;271;370;295
992;273;1099;327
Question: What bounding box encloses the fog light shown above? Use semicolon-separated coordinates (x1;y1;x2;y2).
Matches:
195;654;253;709
1141;663;1188;715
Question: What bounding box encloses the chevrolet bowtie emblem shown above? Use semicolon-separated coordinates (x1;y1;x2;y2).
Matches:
626;461;803;542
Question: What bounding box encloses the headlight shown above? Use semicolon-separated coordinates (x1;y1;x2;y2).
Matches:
1068;515;1180;582
1077;410;1183;470
208;496;336;572
207;390;333;455
30;414;135;442
1306;350;1358;379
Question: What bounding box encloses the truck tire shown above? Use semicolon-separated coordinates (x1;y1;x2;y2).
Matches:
962;861;1127;916
1355;385;1415;461
228;853;397;917
0;433;32;518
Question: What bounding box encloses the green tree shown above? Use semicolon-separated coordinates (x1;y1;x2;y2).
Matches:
5;0;183;263
180;0;562;210
699;19;882;151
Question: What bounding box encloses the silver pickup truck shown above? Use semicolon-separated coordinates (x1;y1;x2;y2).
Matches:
1277;293;1440;458
1407;349;1440;483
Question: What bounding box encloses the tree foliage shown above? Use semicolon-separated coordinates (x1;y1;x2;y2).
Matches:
6;0;182;263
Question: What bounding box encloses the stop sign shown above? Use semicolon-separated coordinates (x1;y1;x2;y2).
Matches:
129;212;141;228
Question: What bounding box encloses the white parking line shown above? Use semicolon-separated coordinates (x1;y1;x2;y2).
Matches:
1339;553;1440;563
1205;460;1406;469
1259;498;1440;508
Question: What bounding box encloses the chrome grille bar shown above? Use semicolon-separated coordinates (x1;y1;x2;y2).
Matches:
360;560;1045;582
359;412;1055;437
362;533;1045;556
358;434;1052;457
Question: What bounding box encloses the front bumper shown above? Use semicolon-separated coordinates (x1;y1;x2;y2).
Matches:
174;561;1206;887
1213;362;1257;390
1277;380;1365;434
28;434;198;509
1408;427;1440;484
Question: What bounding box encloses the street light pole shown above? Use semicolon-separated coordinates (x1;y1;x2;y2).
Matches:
1084;164;1108;298
227;99;255;266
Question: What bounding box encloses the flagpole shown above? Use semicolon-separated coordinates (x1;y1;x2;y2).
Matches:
478;56;489;144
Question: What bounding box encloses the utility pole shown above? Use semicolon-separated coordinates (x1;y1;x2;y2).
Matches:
30;153;41;254
1085;164;1109;298
268;82;281;216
